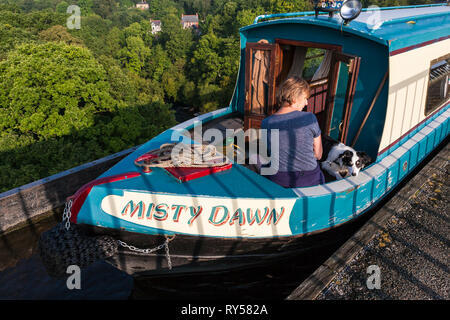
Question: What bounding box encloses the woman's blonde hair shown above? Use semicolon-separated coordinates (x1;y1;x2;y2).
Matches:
276;76;310;108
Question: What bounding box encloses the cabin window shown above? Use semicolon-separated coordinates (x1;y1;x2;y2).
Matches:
425;54;450;116
276;43;333;118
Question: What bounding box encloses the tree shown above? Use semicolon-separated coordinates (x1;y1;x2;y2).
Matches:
118;35;151;75
55;1;68;13
0;42;115;139
39;25;84;46
24;9;67;33
98;55;138;104
70;14;112;56
0;24;34;59
269;0;312;13
160;11;195;63
77;0;94;15
190;32;222;84
104;26;123;57
92;0;116;19
149;0;180;18
0;41;176;192
146;44;171;81
235;8;265;31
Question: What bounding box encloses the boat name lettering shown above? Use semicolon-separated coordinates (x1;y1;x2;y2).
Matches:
120;200;285;226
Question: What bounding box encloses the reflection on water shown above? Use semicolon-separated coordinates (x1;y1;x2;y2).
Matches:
131;248;337;300
0;255;133;299
0;216;133;300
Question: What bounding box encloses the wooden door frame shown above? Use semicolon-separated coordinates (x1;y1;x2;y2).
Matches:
324;52;361;144
244;42;279;130
274;39;342;51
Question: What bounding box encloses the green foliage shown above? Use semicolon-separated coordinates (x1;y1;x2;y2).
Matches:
0;100;175;192
0;24;35;60
55;1;68;13
0;41;175;192
118;35;151;74
0;42;115;138
92;0;117;19
39;25;84;45
76;0;94;15
0;0;438;191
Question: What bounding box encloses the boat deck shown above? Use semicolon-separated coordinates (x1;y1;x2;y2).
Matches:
97;112;296;199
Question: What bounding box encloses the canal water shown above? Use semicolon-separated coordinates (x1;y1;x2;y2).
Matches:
0;215;133;299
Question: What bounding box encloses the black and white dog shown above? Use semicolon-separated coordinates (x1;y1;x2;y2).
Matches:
320;136;372;181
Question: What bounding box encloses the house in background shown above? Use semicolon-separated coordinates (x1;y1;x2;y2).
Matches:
181;14;199;30
136;1;149;10
150;20;162;35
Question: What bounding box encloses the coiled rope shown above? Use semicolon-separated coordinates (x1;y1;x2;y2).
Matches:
134;143;230;172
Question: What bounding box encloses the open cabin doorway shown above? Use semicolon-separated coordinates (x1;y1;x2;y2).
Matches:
244;39;361;145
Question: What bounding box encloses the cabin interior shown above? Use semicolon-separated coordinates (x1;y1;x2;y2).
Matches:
197;37;367;183
243;39;360;143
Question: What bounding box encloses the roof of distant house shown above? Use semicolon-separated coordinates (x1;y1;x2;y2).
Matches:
181;14;199;23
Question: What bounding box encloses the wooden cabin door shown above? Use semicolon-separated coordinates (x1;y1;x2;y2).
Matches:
244;42;279;131
324;52;361;144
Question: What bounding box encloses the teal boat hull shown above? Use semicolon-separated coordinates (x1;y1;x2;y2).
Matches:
67;103;449;276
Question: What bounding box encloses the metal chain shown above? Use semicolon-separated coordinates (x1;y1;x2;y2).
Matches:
117;235;175;270
61;198;174;269
164;238;172;270
117;239;168;254
62;199;73;231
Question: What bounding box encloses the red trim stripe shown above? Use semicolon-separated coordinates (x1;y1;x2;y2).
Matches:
390;35;450;56
378;101;449;156
68;172;141;223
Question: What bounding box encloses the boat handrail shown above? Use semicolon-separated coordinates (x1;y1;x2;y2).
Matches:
253;11;316;24
253;3;448;25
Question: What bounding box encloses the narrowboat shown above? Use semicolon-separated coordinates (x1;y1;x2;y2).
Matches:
61;2;450;276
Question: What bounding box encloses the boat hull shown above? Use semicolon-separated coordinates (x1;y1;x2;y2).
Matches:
80;215;365;277
71;103;449;276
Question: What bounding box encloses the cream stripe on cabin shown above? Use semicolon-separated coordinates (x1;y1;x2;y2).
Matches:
379;38;450;153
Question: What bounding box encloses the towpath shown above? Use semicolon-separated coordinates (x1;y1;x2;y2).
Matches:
288;140;449;300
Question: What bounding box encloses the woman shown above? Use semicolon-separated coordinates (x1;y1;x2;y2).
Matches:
260;76;325;188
